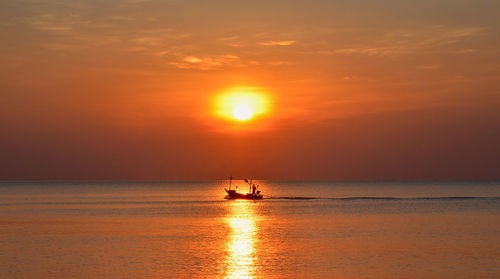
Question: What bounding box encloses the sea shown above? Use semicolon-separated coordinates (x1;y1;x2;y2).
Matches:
0;180;499;278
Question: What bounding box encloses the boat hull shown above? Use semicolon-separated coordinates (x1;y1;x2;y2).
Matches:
225;189;263;200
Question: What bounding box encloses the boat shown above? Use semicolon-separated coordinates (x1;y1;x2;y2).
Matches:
224;176;263;200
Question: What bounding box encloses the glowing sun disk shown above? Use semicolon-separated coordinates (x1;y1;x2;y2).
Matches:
233;105;252;120
213;87;270;123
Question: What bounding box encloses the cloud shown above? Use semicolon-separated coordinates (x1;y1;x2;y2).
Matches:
259;40;296;46
108;16;136;22
131;31;190;47
454;49;478;54
228;42;244;47
28;14;89;33
247;61;261;66
169;55;240;70
332;47;400;56
218;36;239;41
418;64;441;70
267;61;294;66
155;49;171;56
321;26;484;57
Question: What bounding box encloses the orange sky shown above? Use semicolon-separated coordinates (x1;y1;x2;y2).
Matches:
1;0;499;180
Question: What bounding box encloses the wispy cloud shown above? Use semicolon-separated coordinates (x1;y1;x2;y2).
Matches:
169;55;240;70
28;14;89;33
454;49;478;54
228;42;244;47
332;47;399;56
131;30;190;47
321;26;484;57
418;64;441;70
267;61;294;66
259;40;296;46
218;36;239;41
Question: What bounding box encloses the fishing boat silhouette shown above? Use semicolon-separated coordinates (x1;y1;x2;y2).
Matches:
224;176;263;200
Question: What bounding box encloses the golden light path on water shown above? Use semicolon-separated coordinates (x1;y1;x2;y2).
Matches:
224;200;258;279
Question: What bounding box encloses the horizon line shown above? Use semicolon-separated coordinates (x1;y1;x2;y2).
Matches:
1;179;499;183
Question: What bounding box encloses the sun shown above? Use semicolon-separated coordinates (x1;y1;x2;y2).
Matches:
213;87;270;123
233;105;253;121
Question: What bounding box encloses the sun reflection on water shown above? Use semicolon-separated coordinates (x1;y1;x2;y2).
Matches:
224;201;258;279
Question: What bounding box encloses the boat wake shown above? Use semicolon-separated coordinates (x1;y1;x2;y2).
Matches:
266;196;500;201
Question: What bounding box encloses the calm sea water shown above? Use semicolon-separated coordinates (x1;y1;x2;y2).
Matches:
1;181;499;278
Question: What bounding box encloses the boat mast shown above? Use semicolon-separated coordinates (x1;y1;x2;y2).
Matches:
229;176;232;190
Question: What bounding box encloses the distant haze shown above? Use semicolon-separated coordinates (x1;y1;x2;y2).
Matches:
1;0;499;180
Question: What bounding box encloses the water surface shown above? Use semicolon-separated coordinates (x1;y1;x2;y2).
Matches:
1;181;499;278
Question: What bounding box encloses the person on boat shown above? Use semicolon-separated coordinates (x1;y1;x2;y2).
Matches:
252;184;256;195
